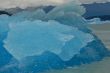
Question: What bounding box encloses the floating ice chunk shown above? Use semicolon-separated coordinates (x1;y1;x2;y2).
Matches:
46;2;85;20
4;20;94;61
87;18;110;25
43;2;87;32
52;12;86;26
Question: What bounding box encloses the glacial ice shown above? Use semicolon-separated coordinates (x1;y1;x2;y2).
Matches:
4;20;94;61
11;9;46;21
87;18;110;25
0;15;14;68
0;15;9;36
0;1;109;73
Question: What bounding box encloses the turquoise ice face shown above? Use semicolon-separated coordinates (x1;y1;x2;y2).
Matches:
4;20;94;61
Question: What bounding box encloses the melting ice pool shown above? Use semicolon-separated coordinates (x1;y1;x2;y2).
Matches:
44;23;110;73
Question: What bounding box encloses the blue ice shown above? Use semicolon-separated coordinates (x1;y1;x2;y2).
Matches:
4;20;94;61
0;1;109;73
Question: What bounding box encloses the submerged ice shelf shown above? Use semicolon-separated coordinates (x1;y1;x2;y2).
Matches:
0;1;110;73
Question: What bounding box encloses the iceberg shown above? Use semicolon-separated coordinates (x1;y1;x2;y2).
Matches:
4;20;94;61
0;1;109;73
